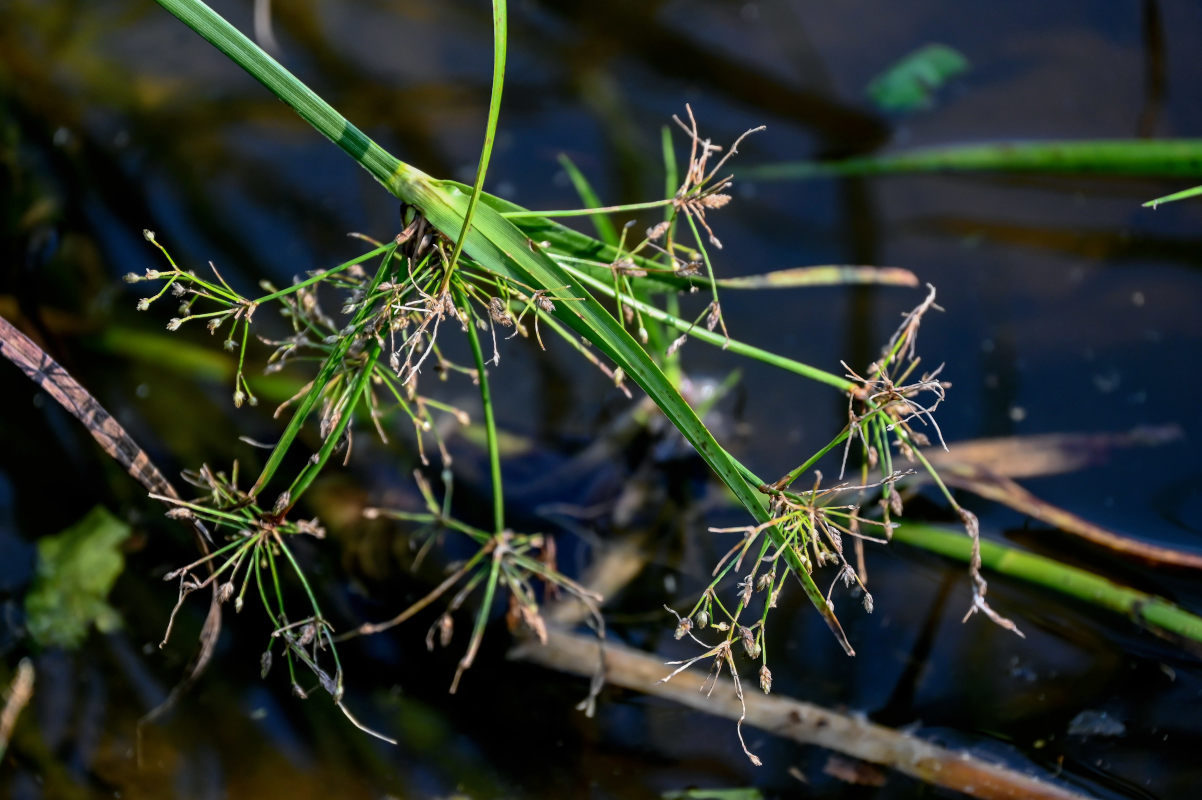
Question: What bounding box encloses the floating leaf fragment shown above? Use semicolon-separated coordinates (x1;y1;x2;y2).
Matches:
25;506;131;649
867;43;969;113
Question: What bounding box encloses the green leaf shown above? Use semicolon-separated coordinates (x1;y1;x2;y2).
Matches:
741;139;1202;181
866;43;969;113
891;522;1202;648
557;154;620;246
715;265;918;289
25;506;131;649
1143;183;1202;208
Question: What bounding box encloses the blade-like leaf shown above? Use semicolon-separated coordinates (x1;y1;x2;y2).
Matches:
1144;183;1202;208
892;523;1202;651
558;155;620;246
717;265;918;289
742;139;1202;181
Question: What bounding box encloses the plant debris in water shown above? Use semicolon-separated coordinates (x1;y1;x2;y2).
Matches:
25;506;131;649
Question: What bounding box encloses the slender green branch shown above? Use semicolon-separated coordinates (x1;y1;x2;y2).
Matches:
443;0;507;282
256;243;394;304
285;340;383;506
251;243;396;497
501;198;673;219
562;263;854;391
458;287;505;534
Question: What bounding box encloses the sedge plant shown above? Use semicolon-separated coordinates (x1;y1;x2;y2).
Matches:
130;0;1022;761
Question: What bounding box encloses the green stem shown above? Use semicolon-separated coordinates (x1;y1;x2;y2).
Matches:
892;522;1202;647
458;287;505;533
285;340;383;506
563;263;854;391
255;244;393;304
251;243;396;497
154;0;418;196
443;0;507;282
501;198;673;219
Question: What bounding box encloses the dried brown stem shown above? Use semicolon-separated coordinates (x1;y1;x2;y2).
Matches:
513;628;1090;800
0;313;223;755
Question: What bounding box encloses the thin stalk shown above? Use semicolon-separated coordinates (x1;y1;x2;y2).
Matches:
501;198;673;219
255;243;394;304
458;287;505;533
275;536;333;651
683;213;726;338
451;552;504;693
251;243;396;496
442;0;507;284
563;263;853;391
285;339;383;506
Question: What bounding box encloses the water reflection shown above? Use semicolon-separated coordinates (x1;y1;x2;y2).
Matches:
2;0;1202;797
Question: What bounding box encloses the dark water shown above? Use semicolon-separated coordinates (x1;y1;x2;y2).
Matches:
3;1;1202;797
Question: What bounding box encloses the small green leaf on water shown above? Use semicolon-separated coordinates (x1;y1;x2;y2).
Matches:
867;43;969;113
25;506;131;649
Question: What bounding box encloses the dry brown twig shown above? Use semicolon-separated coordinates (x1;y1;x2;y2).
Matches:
0;659;34;761
513;627;1090;800
0;314;222;754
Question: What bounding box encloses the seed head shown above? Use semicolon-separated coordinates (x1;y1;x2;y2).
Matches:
166;318;183;331
646;221;671;241
759;665;773;694
739;627;761;659
613;258;647;278
673;616;693;640
437;614;453;648
488;297;514;327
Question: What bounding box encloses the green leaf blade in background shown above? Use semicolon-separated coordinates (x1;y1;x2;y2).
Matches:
741;139;1202;181
25;506;131;649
